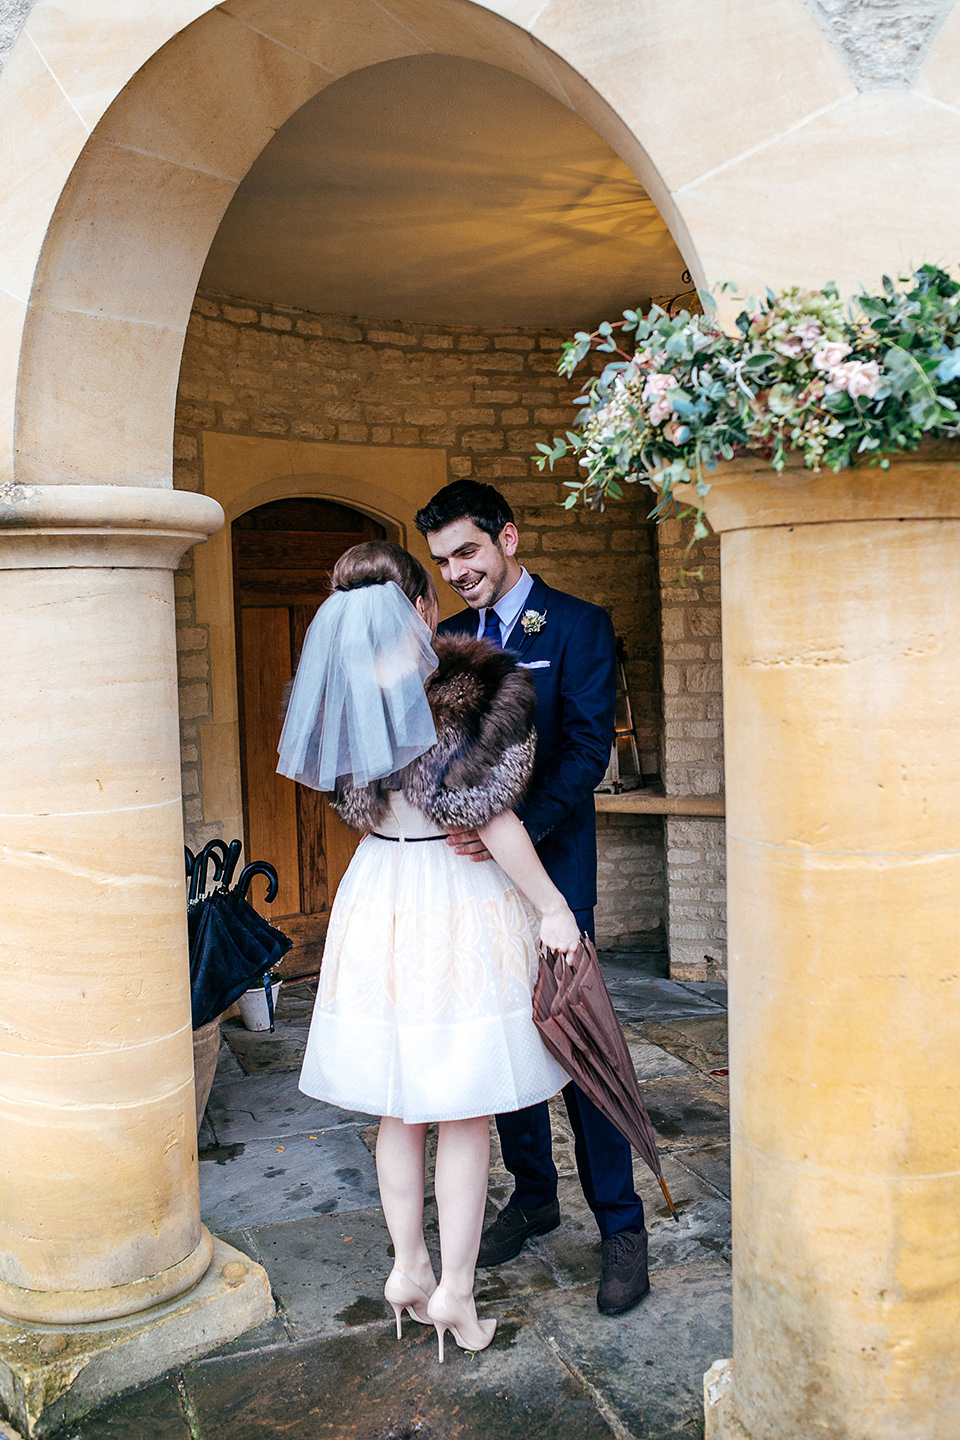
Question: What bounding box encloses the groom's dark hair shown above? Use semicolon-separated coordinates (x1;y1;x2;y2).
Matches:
415;480;514;542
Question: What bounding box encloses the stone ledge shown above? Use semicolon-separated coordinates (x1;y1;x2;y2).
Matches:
0;1237;274;1437
595;790;725;817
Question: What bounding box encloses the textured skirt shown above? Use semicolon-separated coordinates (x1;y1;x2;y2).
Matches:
299;834;568;1122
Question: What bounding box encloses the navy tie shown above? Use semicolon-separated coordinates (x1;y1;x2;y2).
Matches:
481;608;501;648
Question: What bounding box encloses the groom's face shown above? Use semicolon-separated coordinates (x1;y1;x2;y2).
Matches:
426;517;519;611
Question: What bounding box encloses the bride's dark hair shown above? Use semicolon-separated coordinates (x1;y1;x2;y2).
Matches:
331;541;436;608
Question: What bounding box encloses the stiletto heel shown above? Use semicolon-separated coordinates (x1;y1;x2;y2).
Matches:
426;1286;496;1362
384;1269;435;1339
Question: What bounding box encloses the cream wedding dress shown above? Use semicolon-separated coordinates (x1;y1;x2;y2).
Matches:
299;792;568;1122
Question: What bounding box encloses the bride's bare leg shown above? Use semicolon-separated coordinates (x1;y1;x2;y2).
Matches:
433;1115;491;1302
376;1117;435;1292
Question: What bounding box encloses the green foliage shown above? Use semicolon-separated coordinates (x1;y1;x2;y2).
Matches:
537;266;960;530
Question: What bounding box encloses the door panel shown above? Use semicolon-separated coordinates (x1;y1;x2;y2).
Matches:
239;606;300;917
233;498;383;975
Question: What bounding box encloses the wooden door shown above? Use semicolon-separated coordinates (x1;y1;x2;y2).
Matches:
233;498;385;975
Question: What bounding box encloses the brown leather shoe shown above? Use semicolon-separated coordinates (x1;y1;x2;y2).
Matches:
597;1228;650;1315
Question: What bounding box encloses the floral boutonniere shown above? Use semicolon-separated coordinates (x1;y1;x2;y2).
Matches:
521;608;547;636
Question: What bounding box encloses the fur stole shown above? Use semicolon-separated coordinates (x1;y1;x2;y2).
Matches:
331;634;536;832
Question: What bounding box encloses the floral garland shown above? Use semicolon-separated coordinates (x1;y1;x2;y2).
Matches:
536;266;960;538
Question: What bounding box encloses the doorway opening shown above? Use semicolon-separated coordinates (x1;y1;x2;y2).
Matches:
232;496;385;972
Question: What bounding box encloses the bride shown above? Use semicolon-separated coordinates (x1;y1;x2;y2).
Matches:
277;540;577;1360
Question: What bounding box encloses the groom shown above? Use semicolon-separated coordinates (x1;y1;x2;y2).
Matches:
415;479;649;1316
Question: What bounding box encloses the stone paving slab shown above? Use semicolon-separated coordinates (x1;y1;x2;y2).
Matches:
206;1072;371;1144
182;1310;618;1440
63;1377;191;1439
673;1143;731;1201
637;1016;728;1077
221;1023;312;1075
214;1041;244;1081
627;1038;696;1081
229;1203;560;1343
199;1130;380;1230
638;1076;730;1149
529;1256;732;1440
601;971;727;1024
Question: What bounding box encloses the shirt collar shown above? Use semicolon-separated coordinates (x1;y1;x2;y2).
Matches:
478;567;533;641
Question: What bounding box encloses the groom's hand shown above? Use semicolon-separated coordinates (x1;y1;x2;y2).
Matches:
446;828;492;863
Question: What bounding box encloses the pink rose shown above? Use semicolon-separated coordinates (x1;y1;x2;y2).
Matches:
813;341;852;372
642;372;678;426
663;419;690;444
778;335;804;358
826;359;881;399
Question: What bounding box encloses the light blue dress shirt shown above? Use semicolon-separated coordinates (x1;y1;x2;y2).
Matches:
476;567;534;646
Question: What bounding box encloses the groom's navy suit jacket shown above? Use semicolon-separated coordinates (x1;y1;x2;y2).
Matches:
437;574;617;912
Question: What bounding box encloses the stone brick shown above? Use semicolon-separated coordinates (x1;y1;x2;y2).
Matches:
473;456;527;478
178;653;208;680
494;335;535;350
474;353;525;371
221;304;257;325
367;329;418;346
462;428;504;451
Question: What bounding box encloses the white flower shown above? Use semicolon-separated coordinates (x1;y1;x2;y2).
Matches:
794;319;823;349
521;608;547;635
812;341;852;372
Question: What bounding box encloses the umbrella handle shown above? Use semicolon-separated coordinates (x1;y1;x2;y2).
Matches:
236;862;279;904
219;838;243;890
184;846;195;881
657;1174;679;1222
189;839;228;905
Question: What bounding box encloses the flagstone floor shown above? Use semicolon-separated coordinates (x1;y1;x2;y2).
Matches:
63;954;732;1440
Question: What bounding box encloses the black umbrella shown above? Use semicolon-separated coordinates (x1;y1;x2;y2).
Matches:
185;840;292;1031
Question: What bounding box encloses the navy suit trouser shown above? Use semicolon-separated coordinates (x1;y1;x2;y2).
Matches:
494;908;645;1240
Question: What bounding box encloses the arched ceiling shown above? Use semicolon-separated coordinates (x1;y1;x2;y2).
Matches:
201;53;688;330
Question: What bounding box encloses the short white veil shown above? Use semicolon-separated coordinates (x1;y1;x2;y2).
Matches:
276;581;438;792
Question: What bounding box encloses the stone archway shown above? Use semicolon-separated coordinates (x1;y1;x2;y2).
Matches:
5;2;960;1436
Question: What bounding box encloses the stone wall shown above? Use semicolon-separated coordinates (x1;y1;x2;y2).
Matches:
657;512;727;979
173;290;667;942
596;814;666;948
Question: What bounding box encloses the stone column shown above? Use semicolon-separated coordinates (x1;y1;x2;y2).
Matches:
699;452;960;1440
0;484;224;1324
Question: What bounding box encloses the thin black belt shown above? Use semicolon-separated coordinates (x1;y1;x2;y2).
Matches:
371;832;449;842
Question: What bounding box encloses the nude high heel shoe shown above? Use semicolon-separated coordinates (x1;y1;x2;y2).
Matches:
426;1285;497;1362
384;1269;435;1338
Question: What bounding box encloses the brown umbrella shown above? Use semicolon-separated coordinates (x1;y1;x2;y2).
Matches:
533;937;678;1220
